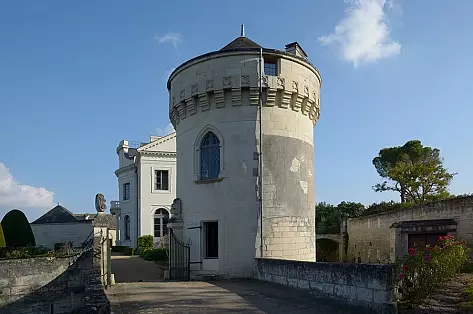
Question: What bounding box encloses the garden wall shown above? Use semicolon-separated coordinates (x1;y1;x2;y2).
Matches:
347;195;473;263
254;258;397;314
0;250;110;313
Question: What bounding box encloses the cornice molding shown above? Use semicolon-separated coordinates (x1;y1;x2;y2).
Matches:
139;151;177;158
138;133;176;152
115;164;136;177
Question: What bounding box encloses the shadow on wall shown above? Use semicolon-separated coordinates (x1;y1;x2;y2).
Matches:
0;250;110;314
316;239;339;262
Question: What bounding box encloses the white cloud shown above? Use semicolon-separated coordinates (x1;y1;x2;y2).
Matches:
319;0;401;67
0;163;54;209
155;123;175;136
155;32;183;48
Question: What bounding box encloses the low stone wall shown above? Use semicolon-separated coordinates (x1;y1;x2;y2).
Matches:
254;258;397;314
0;250;110;313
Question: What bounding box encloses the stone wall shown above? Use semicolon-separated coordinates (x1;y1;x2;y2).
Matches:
254;258;397;314
347;196;473;263
0;250;110;313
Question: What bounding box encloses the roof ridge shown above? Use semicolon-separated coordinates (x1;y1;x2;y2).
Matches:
138;132;176;152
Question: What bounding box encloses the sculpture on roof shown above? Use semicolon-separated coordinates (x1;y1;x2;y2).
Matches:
95;193;107;213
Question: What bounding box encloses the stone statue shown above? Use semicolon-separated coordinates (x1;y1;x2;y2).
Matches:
95;193;107;213
169;198;182;223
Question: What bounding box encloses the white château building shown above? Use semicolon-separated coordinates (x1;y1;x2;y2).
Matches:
167;28;321;278
110;133;176;248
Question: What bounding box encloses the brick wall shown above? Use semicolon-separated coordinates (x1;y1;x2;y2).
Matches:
347;196;473;263
0;249;110;313
254;258;397;314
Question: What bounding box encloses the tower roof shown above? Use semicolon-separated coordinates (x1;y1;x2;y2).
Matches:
220;36;262;51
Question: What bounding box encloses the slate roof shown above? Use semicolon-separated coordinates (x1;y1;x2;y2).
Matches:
220;36;262;51
31;205;116;229
75;213;117;229
31;205;80;224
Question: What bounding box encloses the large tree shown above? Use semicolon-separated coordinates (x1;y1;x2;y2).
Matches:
372;140;456;204
336;201;365;218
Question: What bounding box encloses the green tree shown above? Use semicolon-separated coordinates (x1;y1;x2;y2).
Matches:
336;201;365;218
316;202;340;227
0;224;5;248
372;140;456;204
1;209;36;248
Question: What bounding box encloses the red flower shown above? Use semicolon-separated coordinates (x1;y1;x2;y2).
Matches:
425;255;431;262
403;265;409;271
408;248;416;256
399;273;405;279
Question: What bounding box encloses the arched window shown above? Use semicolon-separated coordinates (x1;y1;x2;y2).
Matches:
124;215;130;240
200;132;220;180
153;208;169;238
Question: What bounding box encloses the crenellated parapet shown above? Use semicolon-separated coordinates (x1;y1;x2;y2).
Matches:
168;50;321;129
169;73;320;128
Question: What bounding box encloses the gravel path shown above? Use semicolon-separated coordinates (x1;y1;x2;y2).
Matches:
107;279;359;314
111;254;164;283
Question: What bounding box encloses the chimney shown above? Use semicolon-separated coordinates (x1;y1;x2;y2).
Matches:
285;42;308;59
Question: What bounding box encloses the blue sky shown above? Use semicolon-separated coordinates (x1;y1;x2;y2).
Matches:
1;0;472;221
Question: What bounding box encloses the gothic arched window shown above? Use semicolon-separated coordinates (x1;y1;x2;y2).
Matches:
124;215;130;240
200;132;220;180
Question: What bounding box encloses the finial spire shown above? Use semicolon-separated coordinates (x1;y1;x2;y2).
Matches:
241;24;245;37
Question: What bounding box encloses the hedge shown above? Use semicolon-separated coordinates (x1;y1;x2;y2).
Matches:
141;248;168;261
0;224;5;248
123;247;134;256
137;235;154;255
111;245;128;253
1;209;36;248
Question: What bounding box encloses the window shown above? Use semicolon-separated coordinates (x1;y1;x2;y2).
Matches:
155;170;169;190
200;132;220;180
264;62;277;76
123;183;131;201
204;221;218;258
153;208;169;238
124;215;130;240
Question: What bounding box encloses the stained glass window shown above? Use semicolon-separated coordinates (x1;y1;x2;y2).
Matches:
200;132;220;180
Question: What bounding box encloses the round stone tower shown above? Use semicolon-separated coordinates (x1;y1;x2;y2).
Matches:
167;29;321;278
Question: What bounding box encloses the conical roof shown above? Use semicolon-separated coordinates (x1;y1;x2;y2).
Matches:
220;36;262;51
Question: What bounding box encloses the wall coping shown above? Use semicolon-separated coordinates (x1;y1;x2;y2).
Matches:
349;195;473;221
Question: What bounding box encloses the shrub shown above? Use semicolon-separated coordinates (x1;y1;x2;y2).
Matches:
142;248;168;261
123;247;134;256
0;224;5;248
137;235;154;256
111;245;128;253
397;235;470;308
1;209;36;248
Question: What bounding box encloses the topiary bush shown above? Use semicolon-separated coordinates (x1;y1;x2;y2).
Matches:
137;235;154;256
397;235;470;308
1;209;36;248
0;224;5;248
142;248;168;261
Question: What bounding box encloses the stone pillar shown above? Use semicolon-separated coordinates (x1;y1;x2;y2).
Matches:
338;242;345;262
168;222;184;240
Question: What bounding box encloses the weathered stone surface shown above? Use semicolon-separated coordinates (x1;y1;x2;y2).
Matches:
0;245;110;313
254;258;397;313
